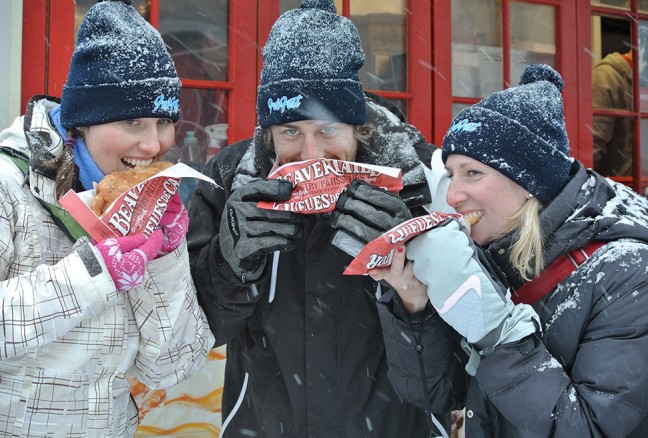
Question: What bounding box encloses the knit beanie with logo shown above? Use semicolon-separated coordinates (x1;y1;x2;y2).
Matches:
60;0;180;129
442;64;573;203
256;0;366;128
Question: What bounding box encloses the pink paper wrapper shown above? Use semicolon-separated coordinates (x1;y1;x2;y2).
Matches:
59;163;219;242
257;158;403;214
343;212;462;276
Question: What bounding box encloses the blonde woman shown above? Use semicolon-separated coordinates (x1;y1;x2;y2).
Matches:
373;64;648;437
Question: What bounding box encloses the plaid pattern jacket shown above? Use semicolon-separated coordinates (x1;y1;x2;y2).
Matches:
0;97;214;437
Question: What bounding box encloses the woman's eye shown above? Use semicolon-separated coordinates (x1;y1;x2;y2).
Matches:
321;126;336;134
158;119;173;125
123;119;139;126
466;170;481;177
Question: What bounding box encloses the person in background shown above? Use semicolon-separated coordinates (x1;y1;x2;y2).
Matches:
591;49;633;176
373;64;648;437
186;0;455;436
0;0;213;436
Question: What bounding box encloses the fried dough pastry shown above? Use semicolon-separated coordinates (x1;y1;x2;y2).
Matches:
91;161;173;216
462;213;481;235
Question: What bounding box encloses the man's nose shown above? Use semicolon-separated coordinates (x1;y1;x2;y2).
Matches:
300;134;324;160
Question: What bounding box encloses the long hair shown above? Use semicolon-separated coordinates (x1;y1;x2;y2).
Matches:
41;129;81;200
494;197;544;281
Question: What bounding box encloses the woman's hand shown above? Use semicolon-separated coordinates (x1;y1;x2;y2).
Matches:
158;193;189;255
369;245;429;313
95;230;164;292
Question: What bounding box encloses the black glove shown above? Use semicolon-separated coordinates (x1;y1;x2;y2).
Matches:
329;180;412;255
220;179;303;282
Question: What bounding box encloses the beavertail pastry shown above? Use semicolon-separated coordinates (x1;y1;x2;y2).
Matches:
462;213;481;234
91;161;173;216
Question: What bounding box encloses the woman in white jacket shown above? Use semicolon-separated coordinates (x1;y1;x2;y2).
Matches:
0;1;213;436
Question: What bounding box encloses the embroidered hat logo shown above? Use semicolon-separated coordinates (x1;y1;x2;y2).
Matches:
154;94;180;114
449;119;482;134
268;95;304;114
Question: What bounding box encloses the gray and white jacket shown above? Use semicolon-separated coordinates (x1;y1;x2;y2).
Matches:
0;96;213;437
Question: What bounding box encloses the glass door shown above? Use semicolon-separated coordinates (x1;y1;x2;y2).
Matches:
450;0;558;117
591;0;648;193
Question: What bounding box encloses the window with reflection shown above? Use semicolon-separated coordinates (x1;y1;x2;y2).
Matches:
451;0;556;97
451;0;502;98
158;0;230;175
591;0;629;8
640;22;648;192
509;2;555;85
350;1;407;93
159;1;229;82
590;14;634;177
158;0;230;203
640;120;648;180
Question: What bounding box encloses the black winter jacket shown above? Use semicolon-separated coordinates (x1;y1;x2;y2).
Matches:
379;162;648;437
188;94;436;438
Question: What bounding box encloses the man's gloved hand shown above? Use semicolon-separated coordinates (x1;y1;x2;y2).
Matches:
219;179;303;283
158;193;188;255
407;220;540;355
329;180;412;255
95;229;164;293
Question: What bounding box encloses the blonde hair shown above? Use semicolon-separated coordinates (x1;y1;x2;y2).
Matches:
495;197;544;281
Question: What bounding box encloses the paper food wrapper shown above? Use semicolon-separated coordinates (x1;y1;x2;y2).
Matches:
257;158;403;214
343;212;462;276
59;162;219;242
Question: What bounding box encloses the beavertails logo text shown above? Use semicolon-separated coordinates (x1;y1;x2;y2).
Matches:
257;159;403;214
343;212;461;276
107;178;180;236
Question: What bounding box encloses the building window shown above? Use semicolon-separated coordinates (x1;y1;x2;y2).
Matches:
591;0;648;192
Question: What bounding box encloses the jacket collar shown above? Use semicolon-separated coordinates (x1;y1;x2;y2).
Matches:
21;96;72;206
487;161;648;288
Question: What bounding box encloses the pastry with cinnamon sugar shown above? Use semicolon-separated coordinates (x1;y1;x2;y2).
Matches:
90;161;173;216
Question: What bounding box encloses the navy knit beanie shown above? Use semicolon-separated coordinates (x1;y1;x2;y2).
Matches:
257;0;366;128
60;0;180;129
442;64;573;203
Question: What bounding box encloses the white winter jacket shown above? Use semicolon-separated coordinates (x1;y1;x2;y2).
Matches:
0;96;214;437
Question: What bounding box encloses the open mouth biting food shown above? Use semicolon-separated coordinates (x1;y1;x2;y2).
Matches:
461;211;483;233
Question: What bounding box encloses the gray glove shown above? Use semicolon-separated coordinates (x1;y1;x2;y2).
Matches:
330;180;412;255
220;179;303;283
407;219;540;371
